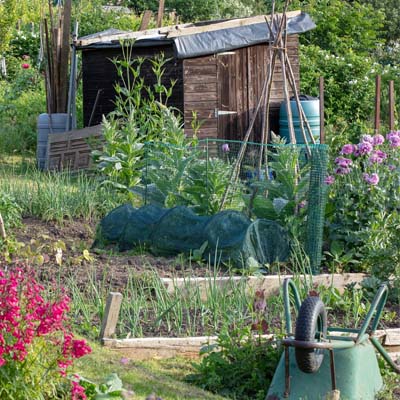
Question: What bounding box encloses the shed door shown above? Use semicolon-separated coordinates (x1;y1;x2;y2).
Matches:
217;49;250;141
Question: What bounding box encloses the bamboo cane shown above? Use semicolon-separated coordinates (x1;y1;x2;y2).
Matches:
0;213;6;240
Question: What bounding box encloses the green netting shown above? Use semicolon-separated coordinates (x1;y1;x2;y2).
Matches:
95;139;328;271
94;204;291;268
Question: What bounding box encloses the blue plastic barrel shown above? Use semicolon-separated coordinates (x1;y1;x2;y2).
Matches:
37;113;69;170
279;99;320;144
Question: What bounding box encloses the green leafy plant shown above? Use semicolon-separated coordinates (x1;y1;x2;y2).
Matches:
0;191;22;230
93;47;185;193
188;325;281;400
76;373;130;399
246;141;310;238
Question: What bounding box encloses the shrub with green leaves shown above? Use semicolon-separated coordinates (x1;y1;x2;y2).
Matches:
188;326;282;400
0;192;22;230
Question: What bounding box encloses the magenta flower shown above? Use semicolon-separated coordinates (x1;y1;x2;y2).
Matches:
372;134;385;146
325;175;335;185
21;63;30;69
363;173;379;185
358;141;373;155
340;144;355;155
221;143;230;153
334;156;352;167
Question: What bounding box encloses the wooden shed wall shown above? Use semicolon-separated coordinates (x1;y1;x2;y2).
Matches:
81;44;184;127
184;34;299;142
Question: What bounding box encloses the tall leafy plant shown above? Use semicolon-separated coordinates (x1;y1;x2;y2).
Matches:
93;45;183;192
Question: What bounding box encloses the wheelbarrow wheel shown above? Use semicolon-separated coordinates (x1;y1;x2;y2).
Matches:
295;296;327;373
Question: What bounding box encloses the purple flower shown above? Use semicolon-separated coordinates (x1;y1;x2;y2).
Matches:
120;357;130;365
221;143;230;153
325;175;335;185
361;134;374;144
340;144;355;155
335;156;352;167
298;200;307;209
388;164;396;171
368;150;387;164
387;132;400;148
372;134;385;146
358;141;373;155
335;167;351;175
363;173;379;185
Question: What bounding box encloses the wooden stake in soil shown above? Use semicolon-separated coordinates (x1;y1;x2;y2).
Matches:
389;80;395;131
140;10;153;31
100;292;123;340
156;0;165;28
375;75;381;134
0;213;6;240
319;76;325;143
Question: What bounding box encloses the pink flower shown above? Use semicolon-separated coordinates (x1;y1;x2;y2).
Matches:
22;55;30;60
340;144;355;155
71;381;87;400
363;173;379;185
21;63;30;69
372;134;385;146
120;357;130;365
358;141;373;155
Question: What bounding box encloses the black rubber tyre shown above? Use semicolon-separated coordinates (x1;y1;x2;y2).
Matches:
294;296;327;374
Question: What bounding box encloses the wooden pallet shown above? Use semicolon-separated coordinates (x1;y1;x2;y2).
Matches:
47;124;103;171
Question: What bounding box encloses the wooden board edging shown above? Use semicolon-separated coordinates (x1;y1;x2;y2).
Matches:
161;273;367;298
102;330;400;362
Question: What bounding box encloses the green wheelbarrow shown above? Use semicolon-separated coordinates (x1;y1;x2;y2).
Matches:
266;278;400;400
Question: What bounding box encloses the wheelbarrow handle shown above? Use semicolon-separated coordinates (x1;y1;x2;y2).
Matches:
356;284;388;344
283;278;302;335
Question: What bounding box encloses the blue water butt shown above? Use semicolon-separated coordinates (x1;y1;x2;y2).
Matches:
279;98;320;144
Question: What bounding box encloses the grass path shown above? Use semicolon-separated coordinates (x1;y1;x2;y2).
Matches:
75;342;227;400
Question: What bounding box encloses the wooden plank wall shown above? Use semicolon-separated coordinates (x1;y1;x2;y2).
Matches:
183;34;299;142
183;56;218;139
82;44;184;126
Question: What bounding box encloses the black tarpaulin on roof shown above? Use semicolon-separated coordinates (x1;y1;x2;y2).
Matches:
173;12;315;59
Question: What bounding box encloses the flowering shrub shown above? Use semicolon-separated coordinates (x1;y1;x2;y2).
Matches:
326;132;400;276
0;262;91;399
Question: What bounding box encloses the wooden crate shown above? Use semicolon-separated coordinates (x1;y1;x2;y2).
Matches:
47;125;103;171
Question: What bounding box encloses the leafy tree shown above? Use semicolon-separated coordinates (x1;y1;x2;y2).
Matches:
0;0;18;55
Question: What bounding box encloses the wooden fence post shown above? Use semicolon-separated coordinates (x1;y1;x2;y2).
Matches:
389;80;395;131
374;75;381;134
99;292;123;340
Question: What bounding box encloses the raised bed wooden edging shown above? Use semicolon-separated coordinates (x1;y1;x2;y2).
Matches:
161;273;367;298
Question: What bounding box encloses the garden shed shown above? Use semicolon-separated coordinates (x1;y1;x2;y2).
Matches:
77;11;315;142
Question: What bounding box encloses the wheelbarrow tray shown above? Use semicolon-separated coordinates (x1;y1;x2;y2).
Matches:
266;340;383;400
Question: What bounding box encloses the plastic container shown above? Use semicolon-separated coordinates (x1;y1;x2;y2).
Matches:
279;98;320;144
37;113;69;170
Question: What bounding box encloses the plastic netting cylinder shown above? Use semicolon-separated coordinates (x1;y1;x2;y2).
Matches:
306;145;328;274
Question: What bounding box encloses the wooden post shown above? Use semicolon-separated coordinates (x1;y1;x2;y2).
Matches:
319;76;325;144
0;213;6;240
374;75;381;134
139;10;153;31
156;0;165;28
99;292;123;340
389;80;395;131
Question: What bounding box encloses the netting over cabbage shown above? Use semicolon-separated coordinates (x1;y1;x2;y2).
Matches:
94;139;328;271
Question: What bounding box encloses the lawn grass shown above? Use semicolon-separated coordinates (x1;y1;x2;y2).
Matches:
74;341;227;400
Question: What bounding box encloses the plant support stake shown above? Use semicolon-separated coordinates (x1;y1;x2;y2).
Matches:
0;213;6;239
